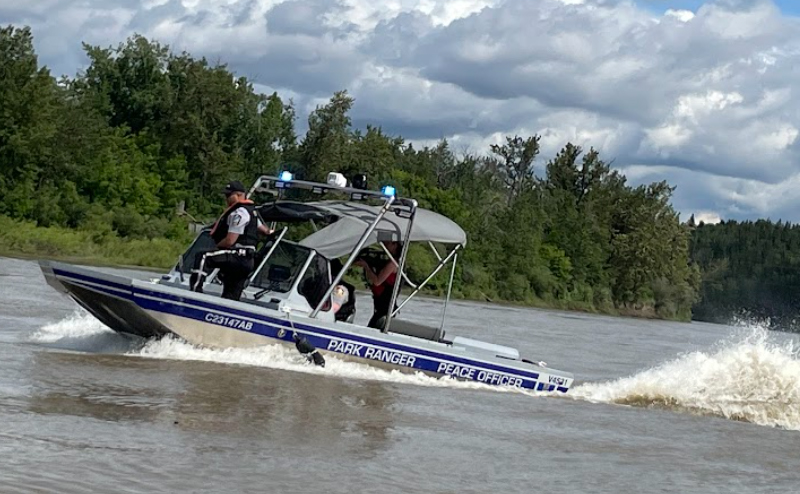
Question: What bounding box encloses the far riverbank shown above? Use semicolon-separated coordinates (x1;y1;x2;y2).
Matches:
0;215;682;322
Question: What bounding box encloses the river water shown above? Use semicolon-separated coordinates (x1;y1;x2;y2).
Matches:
1;256;799;493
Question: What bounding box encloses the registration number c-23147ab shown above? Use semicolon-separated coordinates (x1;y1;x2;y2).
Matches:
204;312;254;331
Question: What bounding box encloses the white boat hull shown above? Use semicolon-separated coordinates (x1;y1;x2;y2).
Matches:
40;260;575;392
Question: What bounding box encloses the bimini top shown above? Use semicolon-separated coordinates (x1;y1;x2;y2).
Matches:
257;200;467;259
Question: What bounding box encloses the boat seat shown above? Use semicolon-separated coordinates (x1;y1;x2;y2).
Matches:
389;319;443;341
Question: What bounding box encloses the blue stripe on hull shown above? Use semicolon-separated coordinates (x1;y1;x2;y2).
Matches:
54;268;570;393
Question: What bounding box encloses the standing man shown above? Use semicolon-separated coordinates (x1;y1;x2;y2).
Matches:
190;180;272;300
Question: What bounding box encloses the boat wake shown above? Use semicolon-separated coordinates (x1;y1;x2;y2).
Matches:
572;326;800;431
133;336;526;392
30;311;144;354
32;313;800;429
29;311;535;395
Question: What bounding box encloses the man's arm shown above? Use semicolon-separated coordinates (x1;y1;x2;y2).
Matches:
217;232;240;249
258;223;273;236
217;207;248;249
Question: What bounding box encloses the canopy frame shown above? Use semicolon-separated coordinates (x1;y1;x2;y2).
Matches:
245;175;463;337
311;195;400;318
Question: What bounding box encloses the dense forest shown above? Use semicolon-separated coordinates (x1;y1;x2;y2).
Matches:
690;218;800;331
0;24;720;321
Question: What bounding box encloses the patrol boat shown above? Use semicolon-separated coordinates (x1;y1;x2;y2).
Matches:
39;173;575;392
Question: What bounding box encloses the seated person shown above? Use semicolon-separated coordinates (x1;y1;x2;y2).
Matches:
330;259;356;323
297;258;355;322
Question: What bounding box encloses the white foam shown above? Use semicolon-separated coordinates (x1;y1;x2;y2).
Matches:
32;311;110;342
30;313;554;396
572;326;800;430
30;311;141;353
131;336;536;394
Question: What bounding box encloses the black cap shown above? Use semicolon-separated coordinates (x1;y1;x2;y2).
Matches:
223;180;246;195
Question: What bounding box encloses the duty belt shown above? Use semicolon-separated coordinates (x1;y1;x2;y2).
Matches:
233;246;256;256
216;245;256;257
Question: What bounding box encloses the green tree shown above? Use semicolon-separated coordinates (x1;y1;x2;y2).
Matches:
0;25;60;218
487;135;540;206
299;90;354;181
0;25;708;322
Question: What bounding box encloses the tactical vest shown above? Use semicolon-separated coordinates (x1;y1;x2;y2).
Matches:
210;201;260;248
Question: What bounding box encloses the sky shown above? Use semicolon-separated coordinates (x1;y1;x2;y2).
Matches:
2;0;800;225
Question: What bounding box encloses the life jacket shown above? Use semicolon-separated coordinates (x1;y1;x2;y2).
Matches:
210;200;259;248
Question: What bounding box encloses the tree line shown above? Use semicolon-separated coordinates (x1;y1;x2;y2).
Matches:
689;217;800;331
1;25;701;319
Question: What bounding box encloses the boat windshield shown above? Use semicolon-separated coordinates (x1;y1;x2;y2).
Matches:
250;241;315;293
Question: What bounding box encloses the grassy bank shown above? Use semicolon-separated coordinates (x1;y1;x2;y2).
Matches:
0;216;187;269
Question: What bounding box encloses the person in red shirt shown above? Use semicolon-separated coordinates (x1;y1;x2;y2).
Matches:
354;241;401;329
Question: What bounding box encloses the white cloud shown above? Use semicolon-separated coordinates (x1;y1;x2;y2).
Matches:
698;0;780;39
4;0;800;220
665;9;695;22
644;124;693;151
675;90;745;122
619;164;800;223
752;123;799;152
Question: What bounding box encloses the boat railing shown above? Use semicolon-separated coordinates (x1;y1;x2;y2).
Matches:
248;227;288;299
310;194;399;318
383;198;417;334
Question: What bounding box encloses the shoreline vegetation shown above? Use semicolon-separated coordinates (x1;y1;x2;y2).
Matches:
0;216;188;269
3;26;798;330
0;214;663;320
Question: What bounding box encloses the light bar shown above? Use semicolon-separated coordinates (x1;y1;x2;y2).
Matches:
279;171;293;182
381;185;396;197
